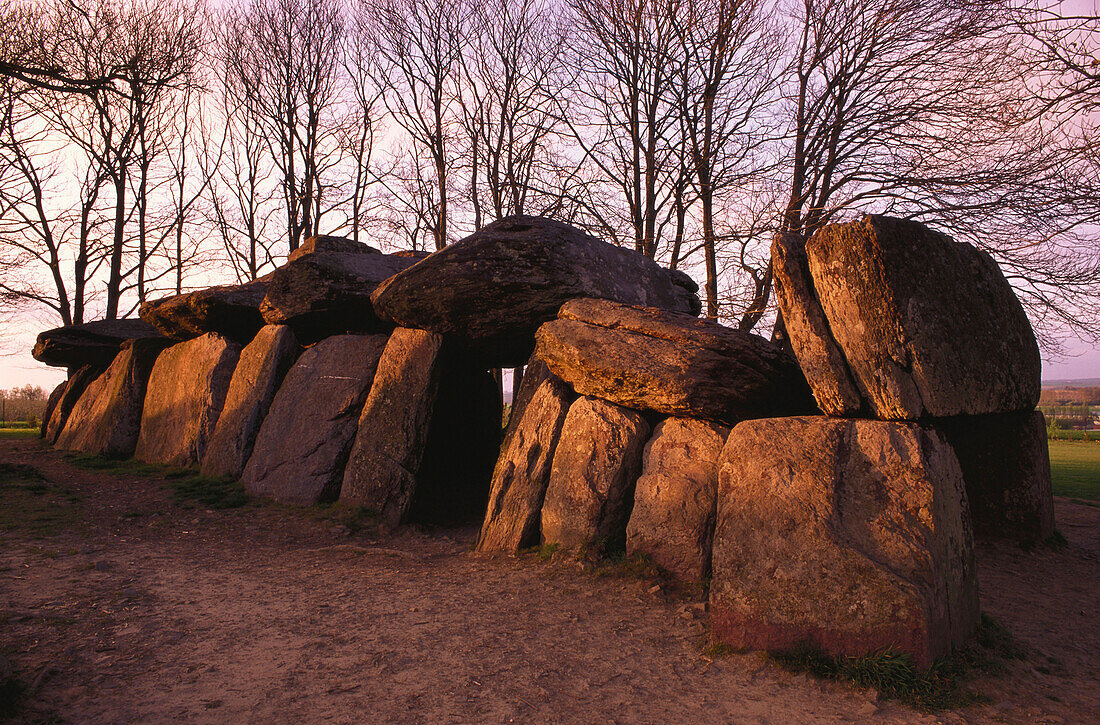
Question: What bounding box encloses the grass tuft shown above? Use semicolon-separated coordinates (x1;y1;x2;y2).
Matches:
767;613;1027;712
590;551;661;580
66;454;250;509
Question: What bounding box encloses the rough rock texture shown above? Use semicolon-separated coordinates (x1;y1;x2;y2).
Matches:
710;416;979;668
260;252;418;343
503;354;552;444
805;215;1040;419
287;235;381;262
477;375;574;553
409;362;502;525
772;232;864;416
134;333;243;467
535;298;814;425
240;334;388;505
41;382;65;437
200;325;300;480
339;329;445;526
626;418;730;583
371;215;702;367
540;397;650;551
33;319;165;369
139;276;272;343
935;411;1055;542
44;365;101;444
54;339;169;457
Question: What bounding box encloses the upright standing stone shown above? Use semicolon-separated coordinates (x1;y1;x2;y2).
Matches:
626;418;730;583
200;325;300;480
540;397;650;551
45;365;100;444
241;334;388;505
710;416;979;669
54;339;169;457
134;333;242;467
41;382;65;437
477;375;574;553
339;328;445;526
935;411;1055;541
803;215;1040;419
771;232;864;416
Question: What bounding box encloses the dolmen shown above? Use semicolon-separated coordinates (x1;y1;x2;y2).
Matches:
38;213;1052;672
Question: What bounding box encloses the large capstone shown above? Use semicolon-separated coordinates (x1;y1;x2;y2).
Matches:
535;298;814;425
626;417;729;583
200;325;300;480
240;334;388;505
134;333;242;467
32;318;165;370
371;215;702;367
778;215;1040;419
54;339;170;457
259;252;418;343
710;416;979;668
477;374;574;553
139;275;272;343
540;397;650;552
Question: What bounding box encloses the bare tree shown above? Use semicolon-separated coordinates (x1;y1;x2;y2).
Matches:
369;0;470;249
457;0;572;228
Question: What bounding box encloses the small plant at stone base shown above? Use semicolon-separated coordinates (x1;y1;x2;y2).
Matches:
766;613;1027;712
590;551;661;580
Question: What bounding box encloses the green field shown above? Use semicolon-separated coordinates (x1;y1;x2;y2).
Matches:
0;427;38;439
1048;440;1100;501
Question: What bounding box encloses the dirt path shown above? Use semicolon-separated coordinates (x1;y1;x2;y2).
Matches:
1;437;1097;724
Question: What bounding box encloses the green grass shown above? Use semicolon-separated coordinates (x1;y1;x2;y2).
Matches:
767;614;1025;712
0;428;38;439
1048;440;1100;500
66;454;250;509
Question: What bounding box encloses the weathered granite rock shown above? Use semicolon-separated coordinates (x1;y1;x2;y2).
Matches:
139;276;272;343
134;333;242;467
33;318;165;369
711;416;979;668
804;215;1040;419
54;339;170;457
477;375;574;553
44;365;101;444
371;215;702;367
626;417;729;583
535;298;815;425
339;328;445;526
41;382;65;437
503;354;552;443
540;397;650;552
200;325;300;480
410;362;502;524
287;234;381;262
772;232;864;416
240;334;388;505
260;252;418;343
934;411;1054;541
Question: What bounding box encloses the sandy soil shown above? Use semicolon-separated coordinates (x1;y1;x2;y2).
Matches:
1;436;1097;724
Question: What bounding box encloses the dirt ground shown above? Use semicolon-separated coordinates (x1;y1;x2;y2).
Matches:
1;436;1097;724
